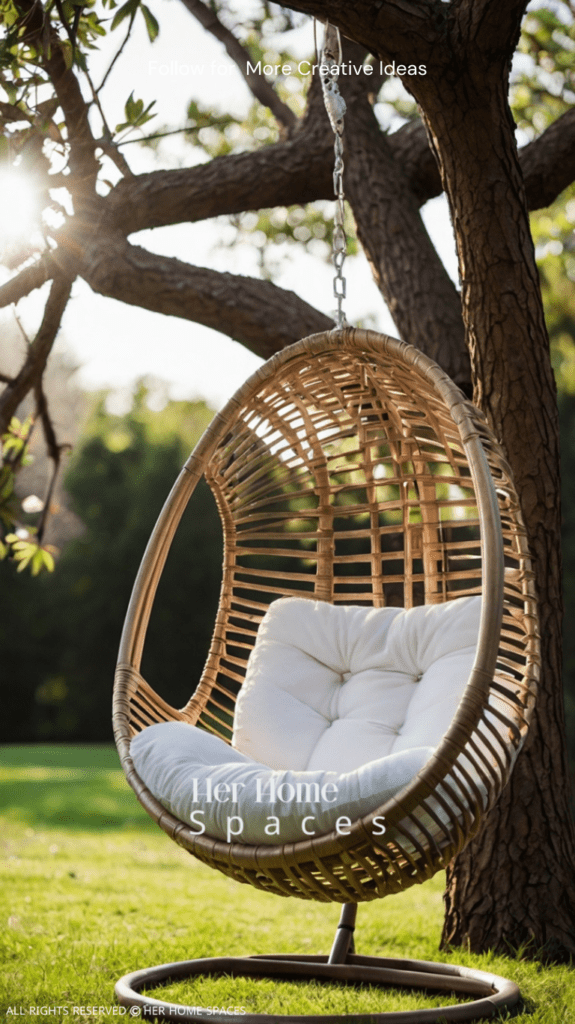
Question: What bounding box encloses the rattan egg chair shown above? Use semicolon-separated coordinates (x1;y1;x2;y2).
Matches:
113;326;539;1023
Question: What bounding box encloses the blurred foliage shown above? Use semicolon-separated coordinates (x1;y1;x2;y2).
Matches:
0;385;222;742
513;1;575;136
182;96;287;158
0;415;57;575
530;184;575;393
511;5;575;394
226;202;358;281
0;415;33;537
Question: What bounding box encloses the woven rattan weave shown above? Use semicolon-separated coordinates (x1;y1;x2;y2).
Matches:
113;327;539;1021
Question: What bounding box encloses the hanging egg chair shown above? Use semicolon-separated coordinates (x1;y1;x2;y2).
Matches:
113;325;539;1022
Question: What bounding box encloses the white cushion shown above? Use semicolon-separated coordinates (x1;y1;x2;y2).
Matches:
233;596;481;772
130;595;481;846
130;720;433;845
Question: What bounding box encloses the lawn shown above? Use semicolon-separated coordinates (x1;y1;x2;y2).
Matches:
1;745;573;1024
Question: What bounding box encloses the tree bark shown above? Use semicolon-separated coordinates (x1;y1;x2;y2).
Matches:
413;45;575;963
278;0;575;959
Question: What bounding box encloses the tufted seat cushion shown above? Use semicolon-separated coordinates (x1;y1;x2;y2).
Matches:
233;595;482;772
130;595;481;846
130;722;433;845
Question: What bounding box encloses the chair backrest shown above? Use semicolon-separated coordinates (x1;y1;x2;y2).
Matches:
113;328;539;902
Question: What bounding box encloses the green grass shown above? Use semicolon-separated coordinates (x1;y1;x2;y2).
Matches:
1;745;573;1024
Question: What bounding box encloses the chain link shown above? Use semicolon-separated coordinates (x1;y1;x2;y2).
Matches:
320;23;349;329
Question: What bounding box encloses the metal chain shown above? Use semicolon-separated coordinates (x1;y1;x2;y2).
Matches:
320;23;349;329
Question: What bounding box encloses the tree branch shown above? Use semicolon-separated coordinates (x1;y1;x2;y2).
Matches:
523;107;575;210
274;0;441;65
0;274;73;434
42;46;100;195
455;0;528;55
0;101;34;124
0;255;56;309
104;91;333;234
178;0;298;132
387;119;441;206
103;98;575;242
79;236;333;359
387;107;575;211
33;379;70;544
380;107;575;211
15;1;100;195
97;11;135;94
105;141;330;234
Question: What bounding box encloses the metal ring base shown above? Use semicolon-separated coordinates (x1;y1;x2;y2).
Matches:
115;951;520;1023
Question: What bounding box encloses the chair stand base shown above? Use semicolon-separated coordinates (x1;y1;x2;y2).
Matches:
115;951;521;1023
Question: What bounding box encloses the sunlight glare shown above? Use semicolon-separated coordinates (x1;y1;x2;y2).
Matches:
0;168;41;247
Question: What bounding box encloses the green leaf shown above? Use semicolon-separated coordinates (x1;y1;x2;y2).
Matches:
116;93;156;133
31;548;45;575
2;435;22;456
41;548;55;572
125;92;143;121
110;0;139;31
140;4;159;42
1;2;19;28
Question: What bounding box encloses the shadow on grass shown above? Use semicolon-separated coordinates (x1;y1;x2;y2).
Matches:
0;743;155;831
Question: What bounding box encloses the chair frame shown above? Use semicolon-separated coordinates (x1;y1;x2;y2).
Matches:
113;328;539;1021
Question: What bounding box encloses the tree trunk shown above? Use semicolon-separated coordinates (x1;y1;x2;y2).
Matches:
418;64;575;960
278;0;575;955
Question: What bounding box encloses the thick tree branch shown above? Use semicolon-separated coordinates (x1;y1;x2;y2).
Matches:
42;49;100;195
105;138;331;234
523;107;575;210
390;109;575;211
0;255;56;309
387;119;440;206
79;236;332;359
0;274;73;433
277;0;441;66
103;101;575;240
104;76;333;235
178;0;298;132
455;0;528;55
